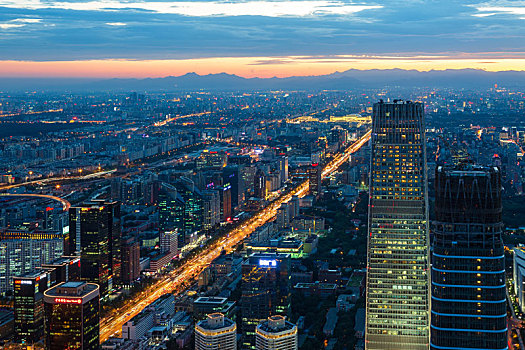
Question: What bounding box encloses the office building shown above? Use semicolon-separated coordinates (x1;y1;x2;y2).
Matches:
175;177;204;246
255;315;297;350
254;169;267;199
514;247;525;313
193;296;236;322
241;253;291;349
92;199;122;283
431;165;506;350
195;313;237;350
42;256;81;284
220;183;232;221
44;281;100;350
365;100;430;350
308;163;322;198
121;236;140;284
13;271;50;344
279;157;289;185
0;229;64;294
69;201;122;295
203;189;221;232
224;165;244;209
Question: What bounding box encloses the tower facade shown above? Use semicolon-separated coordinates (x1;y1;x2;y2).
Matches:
365;100;430;350
431;165;506;350
195;313;237;350
241;253;291;349
44;281;100;350
255;315;297;350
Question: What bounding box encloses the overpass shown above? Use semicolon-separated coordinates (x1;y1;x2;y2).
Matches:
0;193;71;211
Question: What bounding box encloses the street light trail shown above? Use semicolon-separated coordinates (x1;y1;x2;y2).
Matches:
0;193;71;211
0;169;116;191
99;130;371;343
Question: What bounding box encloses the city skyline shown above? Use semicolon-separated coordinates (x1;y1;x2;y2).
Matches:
0;0;524;78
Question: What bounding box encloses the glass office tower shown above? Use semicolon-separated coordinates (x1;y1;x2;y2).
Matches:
365;100;430;350
431;165;507;350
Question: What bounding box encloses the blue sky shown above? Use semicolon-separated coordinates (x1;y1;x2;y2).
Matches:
0;0;523;76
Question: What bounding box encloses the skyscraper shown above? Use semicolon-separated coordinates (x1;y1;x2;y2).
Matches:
0;229;65;294
308;163;322;199
254;169;267;199
69;201;121;295
195;313;237;350
13;271;50;344
44;281;100;350
241;253;291;349
431;165;506;350
121;236;140;284
365;100;430;350
223;165;244;209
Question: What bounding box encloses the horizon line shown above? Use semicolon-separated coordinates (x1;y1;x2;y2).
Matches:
1;56;525;79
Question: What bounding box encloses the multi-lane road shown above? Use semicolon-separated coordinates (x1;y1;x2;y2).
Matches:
0;169;116;192
99;130;372;343
0;193;71;211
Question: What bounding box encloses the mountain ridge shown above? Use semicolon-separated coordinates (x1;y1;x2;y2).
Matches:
1;68;524;91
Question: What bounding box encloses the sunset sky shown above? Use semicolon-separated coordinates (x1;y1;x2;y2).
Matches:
0;0;524;78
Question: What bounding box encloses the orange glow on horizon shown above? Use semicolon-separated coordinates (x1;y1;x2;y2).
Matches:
1;56;524;79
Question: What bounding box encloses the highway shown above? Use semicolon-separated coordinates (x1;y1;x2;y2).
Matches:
0;193;71;211
99;130;372;343
0;169;116;191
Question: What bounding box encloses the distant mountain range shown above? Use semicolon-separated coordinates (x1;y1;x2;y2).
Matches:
1;69;524;92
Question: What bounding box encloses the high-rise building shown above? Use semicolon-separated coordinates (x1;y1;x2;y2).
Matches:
255;315;297;350
158;183;185;242
176;177;204;246
13;271;50;344
279;157;289;185
365;100;430;350
254;169;267;199
0;229;64;294
121;236;140;284
69;204;109;295
220;183;232;221
513;247;525;313
431;165;506;350
195;313;237;350
44;281;100;350
42;256;81;284
202;189;221;232
308;163;322;198
241;253;291;349
92;199;122;283
224;165;244;209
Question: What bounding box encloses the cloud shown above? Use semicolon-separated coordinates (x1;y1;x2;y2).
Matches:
0;0;523;65
475;6;525;18
0;23;24;29
0;0;382;17
0;17;42;30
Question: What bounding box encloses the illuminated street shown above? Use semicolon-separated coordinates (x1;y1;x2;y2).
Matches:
98;130;372;343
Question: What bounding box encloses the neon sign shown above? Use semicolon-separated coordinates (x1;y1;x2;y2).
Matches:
259;259;277;267
55;298;82;304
